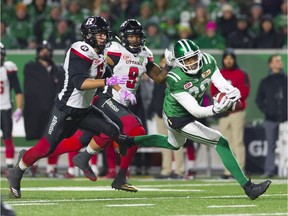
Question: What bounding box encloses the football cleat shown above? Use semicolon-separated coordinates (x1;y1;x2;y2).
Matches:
111;169;138;192
116;135;134;156
73;154;97;182
243;179;271;200
7;168;23;198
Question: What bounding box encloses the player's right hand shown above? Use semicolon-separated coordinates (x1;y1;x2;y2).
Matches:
118;88;137;105
105;75;128;86
212;96;233;114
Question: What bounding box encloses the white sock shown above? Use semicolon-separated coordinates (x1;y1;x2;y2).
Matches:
18;160;28;171
86;145;98;155
68;167;74;175
46;165;56;173
91;165;99;175
6;158;14;165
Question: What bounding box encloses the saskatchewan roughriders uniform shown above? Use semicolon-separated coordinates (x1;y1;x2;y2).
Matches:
130;39;272;193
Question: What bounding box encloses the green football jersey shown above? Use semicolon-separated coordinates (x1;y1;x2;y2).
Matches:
164;53;217;117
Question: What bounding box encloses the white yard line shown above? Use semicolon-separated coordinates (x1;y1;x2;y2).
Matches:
207;205;256;208
11;203;57;206
106;204;154;207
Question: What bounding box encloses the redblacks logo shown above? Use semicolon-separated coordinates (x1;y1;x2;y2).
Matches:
121;54;130;60
184;82;193;89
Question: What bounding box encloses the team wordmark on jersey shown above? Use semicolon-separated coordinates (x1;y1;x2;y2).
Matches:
201;69;211;78
48;116;58;135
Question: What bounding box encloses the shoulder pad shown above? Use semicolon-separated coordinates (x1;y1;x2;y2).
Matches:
4;61;18;72
142;46;154;61
106;41;122;57
70;41;96;61
202;52;216;65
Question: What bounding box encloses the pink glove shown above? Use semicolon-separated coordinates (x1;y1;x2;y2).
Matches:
105;75;128;86
12;108;22;122
119;89;137;105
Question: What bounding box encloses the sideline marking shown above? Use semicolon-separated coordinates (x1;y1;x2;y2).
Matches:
11;203;57;206
207;204;256;208
106;204;154;207
173;213;288;216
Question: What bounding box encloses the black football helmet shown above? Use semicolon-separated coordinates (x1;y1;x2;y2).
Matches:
81;16;113;50
119;19;146;54
0;42;6;66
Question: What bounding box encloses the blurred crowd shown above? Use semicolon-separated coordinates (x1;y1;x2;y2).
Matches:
1;0;287;50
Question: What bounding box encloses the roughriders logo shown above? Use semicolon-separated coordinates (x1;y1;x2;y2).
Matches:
184;82;193;89
48;116;58;135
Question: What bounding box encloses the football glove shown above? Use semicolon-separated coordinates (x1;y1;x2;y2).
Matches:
164;48;175;67
212;96;233;114
105;75;128;86
12;108;22;122
118;89;137;105
226;87;241;102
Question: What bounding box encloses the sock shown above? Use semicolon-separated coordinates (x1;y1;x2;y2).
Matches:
90;154;97;165
186;145;196;160
134;135;179;150
4;139;14;159
105;144;116;170
46;164;56;173
67;167;74;175
216;137;248;187
47;155;58;165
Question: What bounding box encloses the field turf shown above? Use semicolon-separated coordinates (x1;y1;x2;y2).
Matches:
1;176;287;216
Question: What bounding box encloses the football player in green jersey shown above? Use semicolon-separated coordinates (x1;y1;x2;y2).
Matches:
118;39;271;200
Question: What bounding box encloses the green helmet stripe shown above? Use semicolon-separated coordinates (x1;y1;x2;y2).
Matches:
182;39;192;52
203;53;211;64
178;40;188;53
203;54;208;64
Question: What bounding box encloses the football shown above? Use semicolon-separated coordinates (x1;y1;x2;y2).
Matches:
215;92;242;111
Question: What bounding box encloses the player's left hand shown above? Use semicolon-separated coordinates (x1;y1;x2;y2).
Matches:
164;48;175;67
119;89;137;105
12;108;22;122
106;75;128;86
226;87;241;102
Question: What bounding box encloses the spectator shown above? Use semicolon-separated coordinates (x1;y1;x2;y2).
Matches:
1;0;16;24
216;4;237;40
254;14;283;48
48;18;76;50
136;1;156;29
261;0;282;17
211;48;250;179
208;0;239;21
23;41;65;177
63;0;89;41
161;10;178;43
178;23;197;40
255;54;287;177
249;3;263;36
0;21;18;49
190;4;210;37
110;0;140;32
274;0;288;30
0;42;23;171
10;3;33;49
226;15;255;48
195;21;226;49
145;21;170;49
148;54;185;179
33;3;62;43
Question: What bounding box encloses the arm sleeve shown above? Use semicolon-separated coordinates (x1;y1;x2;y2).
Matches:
68;51;92;90
211;68;234;93
171;91;214;118
8;72;22;94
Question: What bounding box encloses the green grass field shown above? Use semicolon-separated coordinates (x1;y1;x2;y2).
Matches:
0;176;287;216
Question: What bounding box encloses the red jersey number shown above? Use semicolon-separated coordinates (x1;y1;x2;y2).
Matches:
126;67;139;88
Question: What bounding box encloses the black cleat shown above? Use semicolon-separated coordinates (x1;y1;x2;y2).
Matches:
111;178;138;192
243;179;271;200
73;153;97;182
111;169;138;192
7;168;23;198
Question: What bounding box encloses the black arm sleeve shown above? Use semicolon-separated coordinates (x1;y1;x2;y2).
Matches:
103;65;113;79
68;52;92;90
8;72;22;94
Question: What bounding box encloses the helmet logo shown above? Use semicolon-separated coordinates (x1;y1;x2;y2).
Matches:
85;18;95;26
